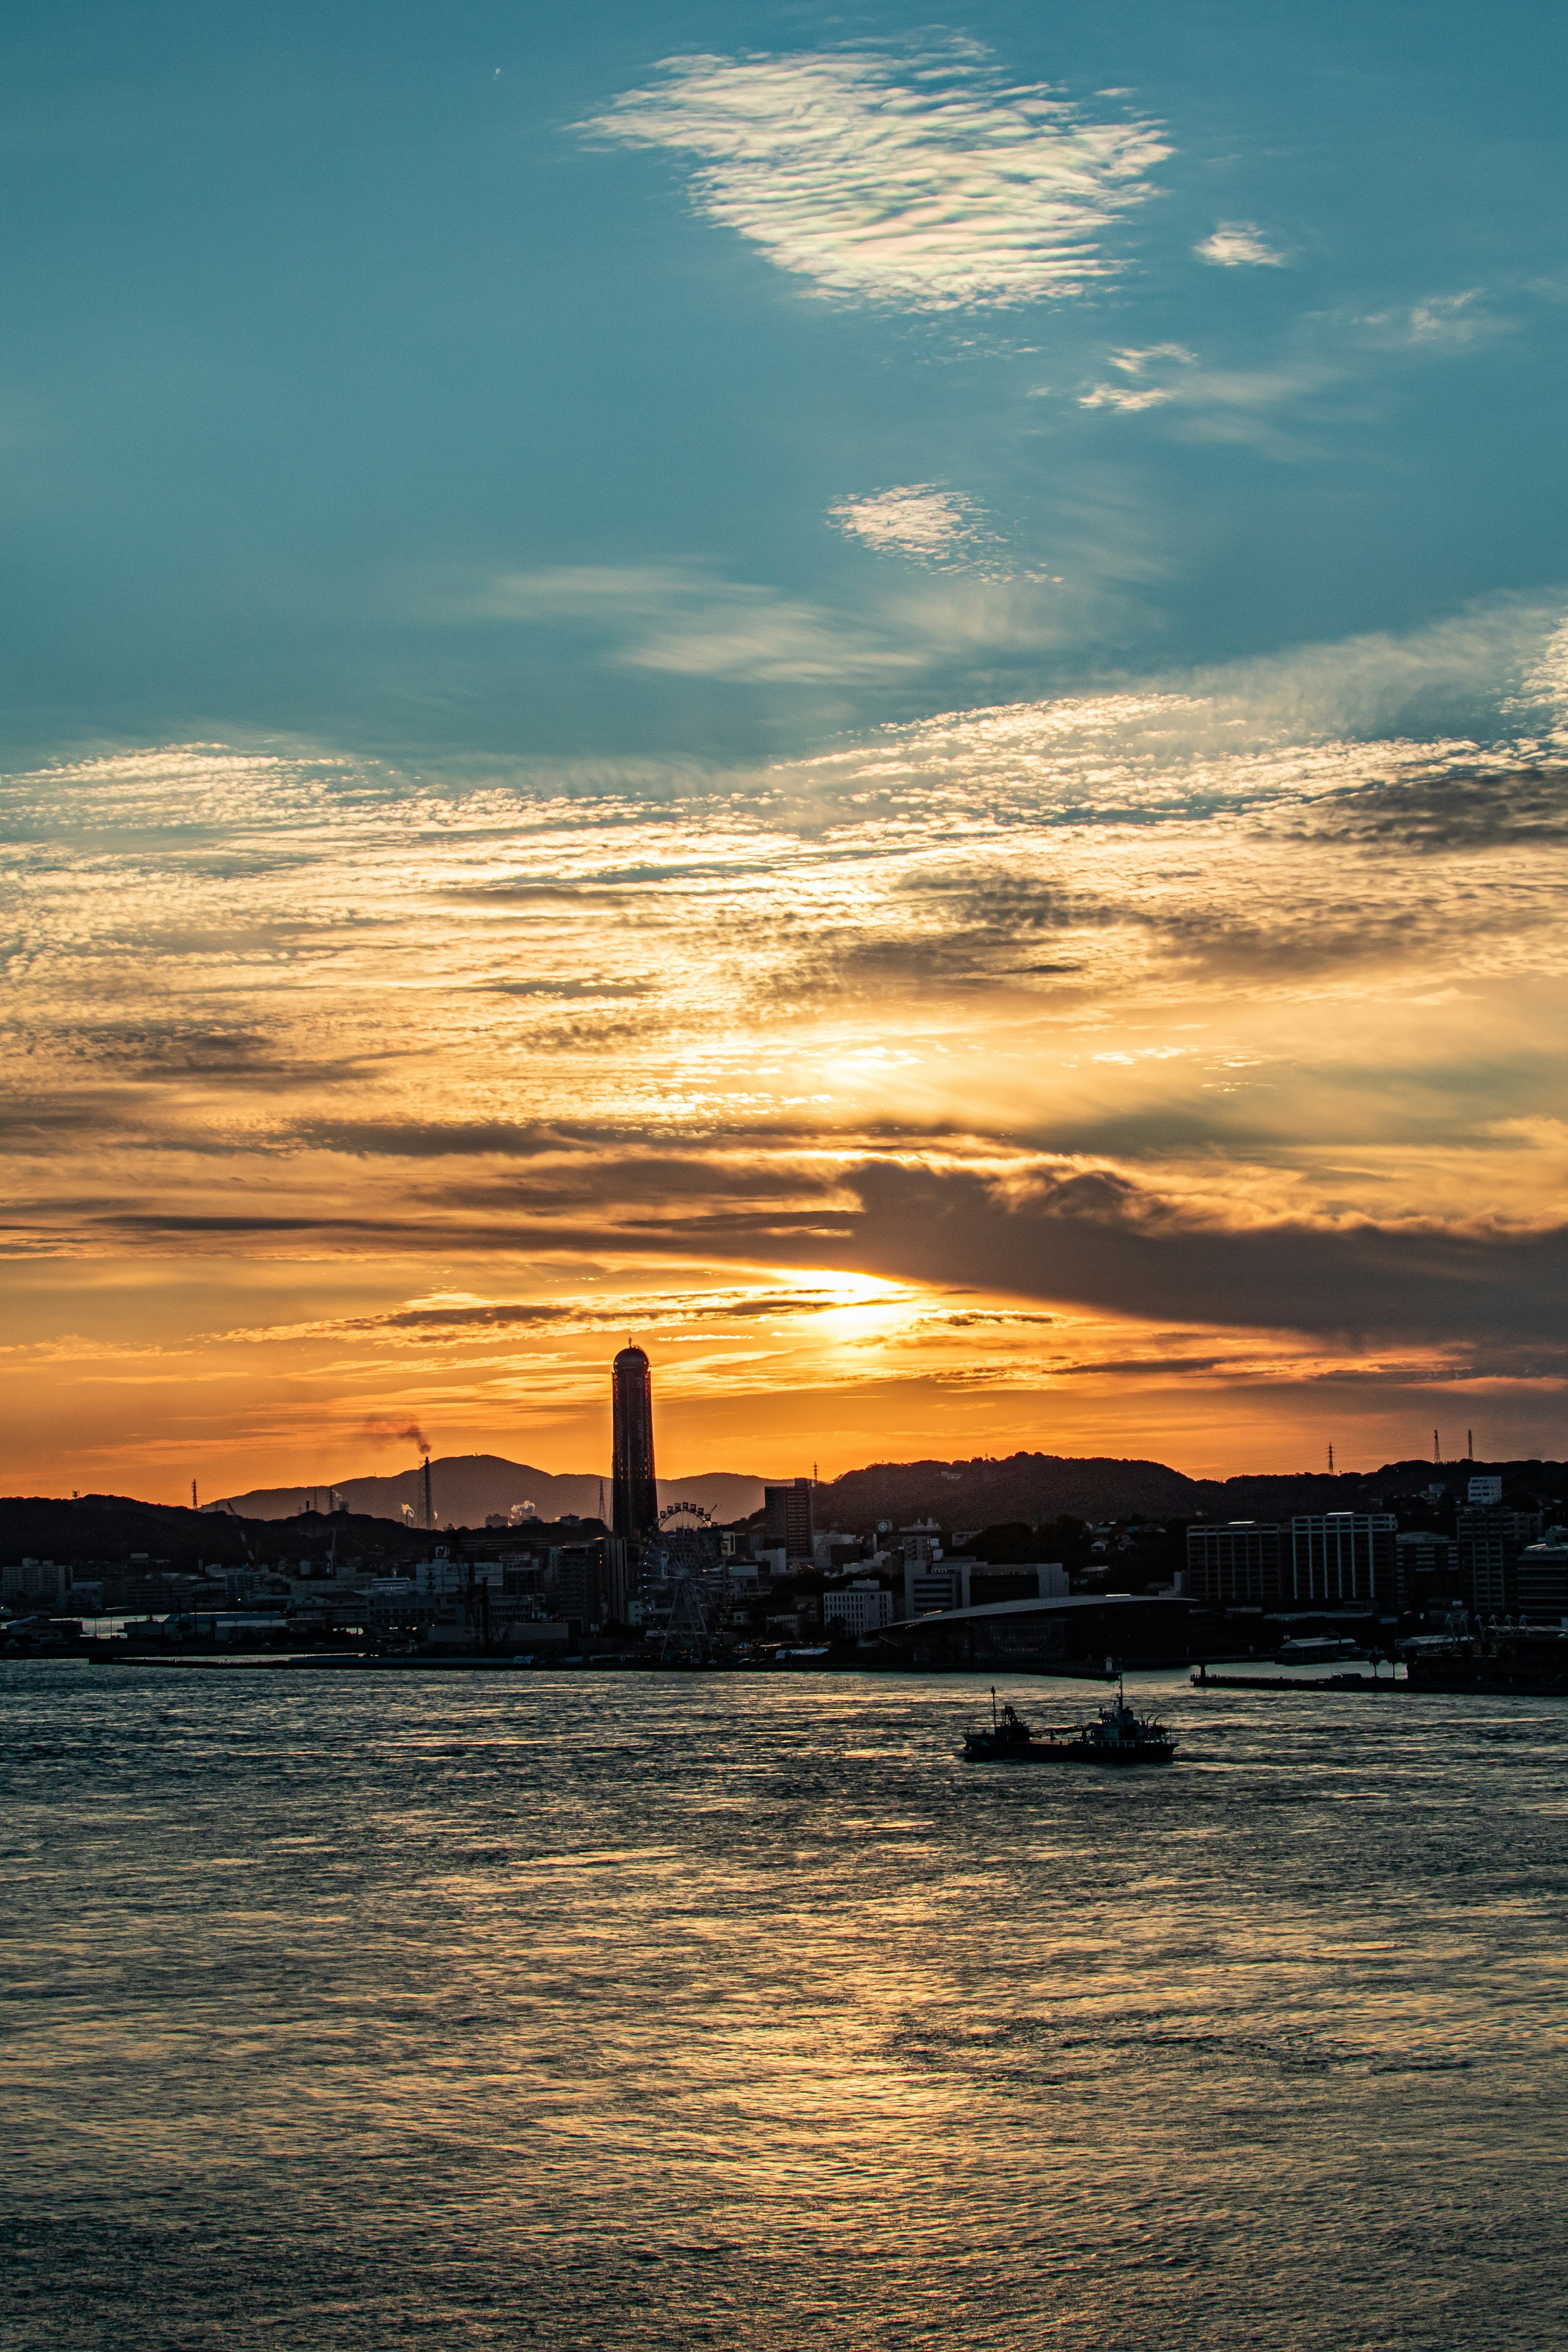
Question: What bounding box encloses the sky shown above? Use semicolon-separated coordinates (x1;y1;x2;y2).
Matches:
4;0;1568;1500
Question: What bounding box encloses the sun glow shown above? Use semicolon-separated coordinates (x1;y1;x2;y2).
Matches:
6;637;1568;1497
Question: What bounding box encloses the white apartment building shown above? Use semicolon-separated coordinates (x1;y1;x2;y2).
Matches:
823;1582;895;1637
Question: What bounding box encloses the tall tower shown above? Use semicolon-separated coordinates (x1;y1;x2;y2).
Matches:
612;1345;658;1539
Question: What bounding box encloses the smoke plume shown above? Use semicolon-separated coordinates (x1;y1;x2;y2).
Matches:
354;1417;430;1454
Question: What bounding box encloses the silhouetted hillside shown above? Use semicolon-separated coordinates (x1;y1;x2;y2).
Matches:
212;1457;764;1528
7;1452;1563;1571
816;1451;1567;1530
0;1494;432;1571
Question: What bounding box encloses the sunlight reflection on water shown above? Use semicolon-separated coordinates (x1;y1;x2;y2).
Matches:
3;1662;1565;2349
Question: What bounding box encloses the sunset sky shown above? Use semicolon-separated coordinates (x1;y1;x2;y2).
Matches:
4;2;1568;1501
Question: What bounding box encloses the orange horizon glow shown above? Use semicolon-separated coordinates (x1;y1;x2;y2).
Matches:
4;705;1566;1505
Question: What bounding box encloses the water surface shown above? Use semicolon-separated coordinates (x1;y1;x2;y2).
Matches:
4;1663;1565;2348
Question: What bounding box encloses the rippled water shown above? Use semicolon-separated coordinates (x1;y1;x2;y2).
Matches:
4;1662;1566;2349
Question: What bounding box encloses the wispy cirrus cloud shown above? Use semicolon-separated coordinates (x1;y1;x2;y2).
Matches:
580;49;1170;310
1195;220;1283;267
1076;342;1334;451
466;564;918;681
1362;290;1509;350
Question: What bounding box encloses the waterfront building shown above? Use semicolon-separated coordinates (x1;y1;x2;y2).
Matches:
601;1535;630;1624
1185;1521;1283;1607
1289;1513;1396;1607
1;1559;76;1607
1394;1530;1460;1605
1457;1505;1543;1615
553;1537;631;1632
611;1345;658;1539
1518;1528;1568;1620
906;1559;973;1617
823;1582;895;1637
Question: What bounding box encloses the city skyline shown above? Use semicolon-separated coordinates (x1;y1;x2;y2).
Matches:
5;2;1568;1502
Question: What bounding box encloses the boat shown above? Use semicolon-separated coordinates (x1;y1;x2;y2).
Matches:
962;1673;1176;1766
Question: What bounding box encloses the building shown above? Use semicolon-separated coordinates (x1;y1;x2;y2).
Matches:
764;1479;815;1564
882;1592;1219;1670
1185;1522;1284;1608
905;1559;971;1617
813;1529;860;1569
1519;1528;1568;1620
2;1560;74;1607
557;1538;630;1632
1457;1505;1543;1615
823;1582;895;1637
1288;1514;1396;1607
611;1345;658;1539
601;1536;630;1625
1393;1531;1460;1605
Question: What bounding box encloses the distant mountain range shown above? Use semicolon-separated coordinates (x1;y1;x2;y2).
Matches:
6;1449;1563;1575
206;1446;1567;1535
209;1456;766;1528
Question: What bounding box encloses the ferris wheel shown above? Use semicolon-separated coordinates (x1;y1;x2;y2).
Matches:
657;1500;714;1529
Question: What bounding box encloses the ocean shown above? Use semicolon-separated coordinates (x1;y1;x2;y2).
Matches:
3;1661;1565;2349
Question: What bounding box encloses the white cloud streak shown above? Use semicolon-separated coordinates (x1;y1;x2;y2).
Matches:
1079;384;1174;411
1111;343;1197;374
581;49;1170;310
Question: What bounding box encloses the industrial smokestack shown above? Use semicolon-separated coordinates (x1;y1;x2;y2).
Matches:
421;1452;433;1533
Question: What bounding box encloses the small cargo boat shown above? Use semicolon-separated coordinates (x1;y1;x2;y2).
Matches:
962;1673;1176;1766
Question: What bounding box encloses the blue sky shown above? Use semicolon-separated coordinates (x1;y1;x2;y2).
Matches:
5;3;1568;1494
3;1;1565;762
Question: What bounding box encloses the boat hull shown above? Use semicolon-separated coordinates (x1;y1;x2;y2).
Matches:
962;1739;1175;1765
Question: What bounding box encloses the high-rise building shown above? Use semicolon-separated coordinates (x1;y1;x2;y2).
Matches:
557;1539;631;1633
611;1345;658;1539
1289;1513;1396;1607
1186;1521;1284;1607
764;1478;815;1562
1457;1505;1542;1615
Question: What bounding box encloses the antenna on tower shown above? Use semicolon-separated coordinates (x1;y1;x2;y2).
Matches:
1433;1428;1441;1466
1468;1429;1474;1461
192;1479;198;1510
1327;1443;1334;1476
